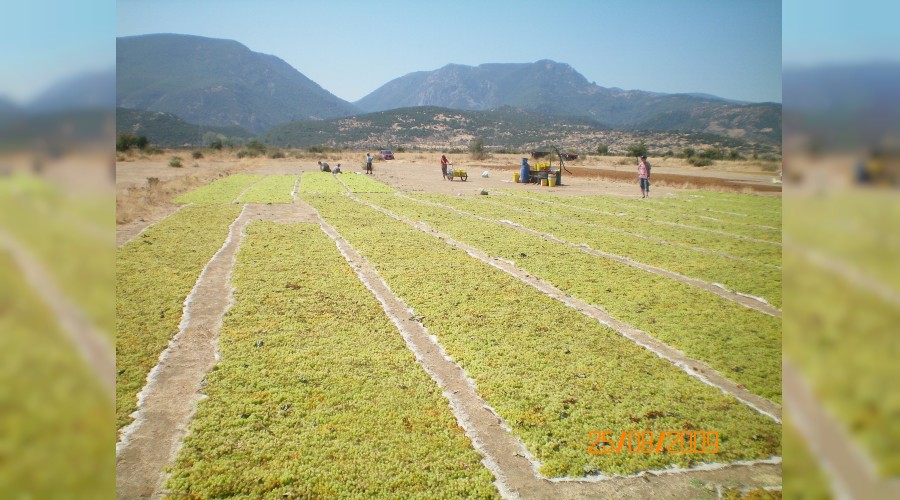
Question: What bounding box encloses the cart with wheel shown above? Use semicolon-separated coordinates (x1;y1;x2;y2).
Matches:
446;168;468;181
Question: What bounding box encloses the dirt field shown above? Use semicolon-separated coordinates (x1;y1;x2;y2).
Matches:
116;152;783;497
116;149;781;235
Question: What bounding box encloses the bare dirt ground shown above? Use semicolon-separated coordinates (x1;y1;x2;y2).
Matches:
116;150;783;498
116;149;781;234
0;152;115;394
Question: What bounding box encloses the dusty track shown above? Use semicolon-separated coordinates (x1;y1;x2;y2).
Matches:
783;360;900;498
114;201;322;499
116;196;781;498
349;192;781;421
395;193;781;317
116;160;783;498
0;228;114;398
317;194;781;498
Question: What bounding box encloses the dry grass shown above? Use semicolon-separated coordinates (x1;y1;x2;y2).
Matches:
114;147;781;228
115;169;234;224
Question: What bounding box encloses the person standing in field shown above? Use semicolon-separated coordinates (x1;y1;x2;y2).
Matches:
637;155;651;198
440;154;451;180
364;153;373;174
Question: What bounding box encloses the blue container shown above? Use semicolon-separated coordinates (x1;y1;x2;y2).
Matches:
520;158;530;183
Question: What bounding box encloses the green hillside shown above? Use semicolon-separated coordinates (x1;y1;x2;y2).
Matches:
116;34;358;133
116;108;253;147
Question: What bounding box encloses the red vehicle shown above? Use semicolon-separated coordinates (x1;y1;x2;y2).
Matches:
379;150;395;160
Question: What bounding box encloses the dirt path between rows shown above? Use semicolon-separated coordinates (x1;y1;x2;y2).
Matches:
0;228;114;399
498;193;782;248
785;239;900;308
114;201;322;499
116;195;781;498
481;194;781;271
116;161;783;497
349;193;781;421
316;196;780;498
395;193;781;317
783;359;900;498
116;204;183;248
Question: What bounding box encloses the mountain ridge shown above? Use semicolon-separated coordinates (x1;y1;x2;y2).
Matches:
355;59;780;143
116;33;359;133
116;107;254;147
115;34;779;145
260;105;777;156
28;68;116;114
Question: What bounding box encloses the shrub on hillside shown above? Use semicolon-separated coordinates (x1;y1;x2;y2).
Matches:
688;157;714;167
626;141;648;158
469;137;489;160
246;140;266;154
699;148;724;160
117;133;150;152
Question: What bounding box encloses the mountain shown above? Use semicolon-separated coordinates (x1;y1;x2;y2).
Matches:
783;62;900;149
116;34;359;134
28;68;115;114
0;96;20;124
356;60;780;144
783;62;900;112
261;106;773;156
116;107;254;147
0;109;113;151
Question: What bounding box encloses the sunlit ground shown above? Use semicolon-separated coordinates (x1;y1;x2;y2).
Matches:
783;152;900;496
0;149;114;497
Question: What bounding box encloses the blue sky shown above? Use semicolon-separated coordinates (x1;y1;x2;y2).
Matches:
115;0;782;103
4;1;899;106
0;0;114;103
783;1;900;67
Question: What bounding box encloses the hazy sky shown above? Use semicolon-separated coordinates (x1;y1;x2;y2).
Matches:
5;1;898;107
783;0;900;67
0;0;114;103
116;0;782;103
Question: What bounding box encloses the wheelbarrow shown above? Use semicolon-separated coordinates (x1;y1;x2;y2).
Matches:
446;168;468;181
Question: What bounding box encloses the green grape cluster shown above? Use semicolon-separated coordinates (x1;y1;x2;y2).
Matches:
357;193;782;404
165;222;498;497
116;204;243;431
338;173;395;193
484;195;781;268
0;174;115;339
413;193;782;308
509;190;781;243
304;193;780;478
237;175;299;204
297;172;347;194
1;243;113;497
174;174;264;204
